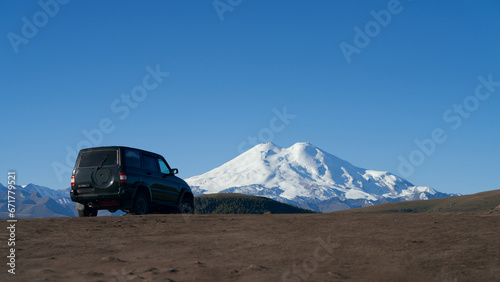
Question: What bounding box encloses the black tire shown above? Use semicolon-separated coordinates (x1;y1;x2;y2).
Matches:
132;192;150;215
179;197;194;214
77;205;98;217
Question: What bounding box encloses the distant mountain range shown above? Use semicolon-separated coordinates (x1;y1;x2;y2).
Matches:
0;183;120;218
0;183;75;218
0;184;311;218
0;142;459;217
186;142;458;212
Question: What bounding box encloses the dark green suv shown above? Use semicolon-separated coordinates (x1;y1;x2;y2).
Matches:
70;146;194;217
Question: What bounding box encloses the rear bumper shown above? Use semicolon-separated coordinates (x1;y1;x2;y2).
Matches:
70;186;135;210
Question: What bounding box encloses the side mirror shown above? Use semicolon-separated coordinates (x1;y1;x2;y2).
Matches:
171;168;179;175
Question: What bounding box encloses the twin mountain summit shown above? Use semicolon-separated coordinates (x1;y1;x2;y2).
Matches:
0;142;456;217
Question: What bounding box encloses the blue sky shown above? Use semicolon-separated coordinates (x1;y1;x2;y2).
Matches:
1;0;499;195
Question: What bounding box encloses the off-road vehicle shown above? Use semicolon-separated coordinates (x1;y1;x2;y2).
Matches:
70;146;194;217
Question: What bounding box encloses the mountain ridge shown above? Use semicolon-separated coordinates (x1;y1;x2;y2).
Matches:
339;188;500;213
0;183;76;218
0;183;120;218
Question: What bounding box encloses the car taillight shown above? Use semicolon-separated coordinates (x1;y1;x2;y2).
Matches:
71;175;75;187
120;173;127;183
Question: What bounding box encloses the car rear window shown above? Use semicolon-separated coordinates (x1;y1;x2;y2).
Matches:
79;150;118;168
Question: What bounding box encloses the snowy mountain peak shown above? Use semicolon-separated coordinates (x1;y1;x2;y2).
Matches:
253;142;281;151
186;142;455;212
21;183;69;199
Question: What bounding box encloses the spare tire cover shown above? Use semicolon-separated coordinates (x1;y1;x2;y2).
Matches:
91;168;114;188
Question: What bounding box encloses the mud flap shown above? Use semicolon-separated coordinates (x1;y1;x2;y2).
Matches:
76;203;85;211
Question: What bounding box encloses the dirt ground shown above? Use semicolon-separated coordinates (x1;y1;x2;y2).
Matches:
1;212;499;281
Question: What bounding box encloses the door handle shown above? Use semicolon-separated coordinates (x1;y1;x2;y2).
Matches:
146;171;152;175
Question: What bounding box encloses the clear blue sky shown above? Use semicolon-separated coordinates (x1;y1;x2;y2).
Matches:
1;0;499;195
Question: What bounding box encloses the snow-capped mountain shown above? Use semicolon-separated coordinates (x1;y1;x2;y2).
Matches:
186;142;456;212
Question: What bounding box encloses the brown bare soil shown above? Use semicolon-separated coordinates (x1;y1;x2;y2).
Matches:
1;212;499;281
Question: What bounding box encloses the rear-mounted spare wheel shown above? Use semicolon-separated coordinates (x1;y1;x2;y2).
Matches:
91;167;115;188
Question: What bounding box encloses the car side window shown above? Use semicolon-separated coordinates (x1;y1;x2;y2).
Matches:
143;155;159;172
124;149;141;168
158;158;170;175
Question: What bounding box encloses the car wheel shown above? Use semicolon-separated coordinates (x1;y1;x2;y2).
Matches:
179;197;194;214
78;205;98;217
132;192;150;215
